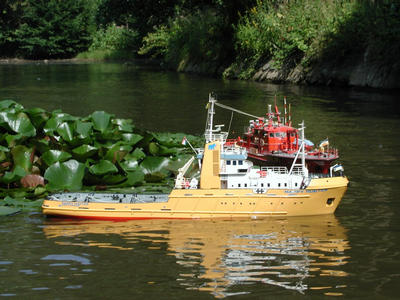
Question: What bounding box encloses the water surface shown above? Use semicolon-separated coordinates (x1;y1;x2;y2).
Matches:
0;62;399;299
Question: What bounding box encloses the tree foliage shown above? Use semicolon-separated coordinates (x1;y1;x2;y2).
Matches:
14;0;96;59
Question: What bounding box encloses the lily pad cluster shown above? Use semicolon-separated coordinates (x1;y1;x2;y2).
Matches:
0;100;202;213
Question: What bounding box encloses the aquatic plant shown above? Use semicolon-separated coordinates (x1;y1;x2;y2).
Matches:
0;100;201;213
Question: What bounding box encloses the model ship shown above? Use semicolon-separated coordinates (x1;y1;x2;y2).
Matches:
235;98;339;174
42;95;348;220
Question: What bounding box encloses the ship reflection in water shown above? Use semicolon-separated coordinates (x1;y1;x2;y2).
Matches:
43;215;350;297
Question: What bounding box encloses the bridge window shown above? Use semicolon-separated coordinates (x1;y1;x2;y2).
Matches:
238;183;241;187
239;160;243;165
227;160;231;165
233;161;237;165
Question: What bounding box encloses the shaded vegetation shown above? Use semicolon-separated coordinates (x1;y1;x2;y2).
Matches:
1;1;398;76
0;100;202;212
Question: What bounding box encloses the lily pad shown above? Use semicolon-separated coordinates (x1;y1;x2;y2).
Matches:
1;165;27;184
91;111;112;133
127;148;146;161
42;150;72;166
72;145;98;159
56;122;74;142
148;142;159;156
89;160;118;175
118;169;145;187
144;172;167;183
140;156;169;174
112;118;134;132
25;107;49;128
4;133;24;147
122;133;143;145
0;206;21;216
11;145;33;172
119;159;139;172
44;159;86;191
75;121;93;139
0;100;24;111
6;112;36;137
104;143;132;162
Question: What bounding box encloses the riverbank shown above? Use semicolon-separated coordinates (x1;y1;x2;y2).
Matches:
245;53;400;89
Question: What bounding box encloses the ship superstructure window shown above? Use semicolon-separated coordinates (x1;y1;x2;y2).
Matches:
238;160;243;165
238;184;241;187
268;183;270;187
227;160;231;165
261;183;264;187
233;161;237;165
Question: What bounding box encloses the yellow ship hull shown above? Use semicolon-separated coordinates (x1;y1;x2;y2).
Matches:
42;176;348;220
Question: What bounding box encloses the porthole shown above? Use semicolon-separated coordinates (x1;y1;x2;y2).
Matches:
327;198;335;206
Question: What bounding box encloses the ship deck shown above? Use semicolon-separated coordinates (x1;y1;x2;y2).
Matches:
48;192;169;204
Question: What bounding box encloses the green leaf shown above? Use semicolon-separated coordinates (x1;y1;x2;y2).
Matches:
121;133;143;145
4;133;23;147
1;165;26;184
25;107;49;128
0;100;24;111
2;196;42;212
11;145;33;172
0;206;21;216
43;116;62;135
118;169;145;187
91;111;112;133
75;121;93;139
72;144;98;159
44;159;86;191
56;122;74;142
0;145;9;152
140;156;169;174
0;112;36;137
148;142;159;156
104;143;132;162
119;159;139;172
89;160;118;175
42;150;72;166
144;171;166;183
0;151;7;163
112;118;134;132
128;148;146;160
158;145;179;156
34;186;47;196
101;174;126;185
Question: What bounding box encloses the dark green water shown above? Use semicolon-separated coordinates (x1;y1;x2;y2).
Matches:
0;62;399;299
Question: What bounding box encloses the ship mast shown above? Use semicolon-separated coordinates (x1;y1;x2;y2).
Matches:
288;121;308;178
205;94;217;143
